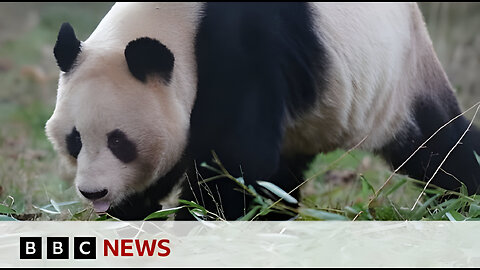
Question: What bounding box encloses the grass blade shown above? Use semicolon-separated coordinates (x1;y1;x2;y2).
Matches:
0;204;16;215
432;199;463;220
384;178;407;197
410;194;440;220
360;175;376;196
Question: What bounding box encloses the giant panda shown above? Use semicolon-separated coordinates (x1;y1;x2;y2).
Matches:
45;2;480;220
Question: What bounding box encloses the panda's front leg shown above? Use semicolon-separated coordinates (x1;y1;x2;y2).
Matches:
175;166;251;220
107;191;162;220
175;153;315;221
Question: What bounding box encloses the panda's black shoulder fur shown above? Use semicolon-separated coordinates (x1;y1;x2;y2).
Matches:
194;2;326;118
173;2;328;219
189;2;327;180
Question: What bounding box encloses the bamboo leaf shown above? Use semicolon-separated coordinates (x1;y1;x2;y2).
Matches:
469;203;480;217
299;208;348;221
446;211;465;222
256;181;298;204
474;151;480;166
33;205;60;215
144;206;184;220
200;162;223;175
237;206;262;221
0;215;17;221
50;199;61;213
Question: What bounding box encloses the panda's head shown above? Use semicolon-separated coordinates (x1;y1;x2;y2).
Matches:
45;23;191;212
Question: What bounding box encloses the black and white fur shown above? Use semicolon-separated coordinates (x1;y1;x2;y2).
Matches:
46;3;480;220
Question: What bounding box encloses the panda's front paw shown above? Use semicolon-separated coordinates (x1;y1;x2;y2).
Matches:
106;195;162;221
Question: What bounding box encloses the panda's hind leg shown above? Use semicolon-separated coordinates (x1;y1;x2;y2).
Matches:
380;92;480;195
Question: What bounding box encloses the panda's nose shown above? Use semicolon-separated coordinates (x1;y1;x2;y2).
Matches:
79;189;108;200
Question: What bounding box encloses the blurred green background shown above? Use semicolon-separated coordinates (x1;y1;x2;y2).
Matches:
0;3;479;220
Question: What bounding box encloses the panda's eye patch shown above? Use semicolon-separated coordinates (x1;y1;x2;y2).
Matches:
107;129;137;163
66;127;82;159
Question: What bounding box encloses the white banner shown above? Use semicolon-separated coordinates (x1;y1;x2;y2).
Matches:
1;221;480;267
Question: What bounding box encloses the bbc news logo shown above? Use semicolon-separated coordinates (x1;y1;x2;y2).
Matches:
20;237;96;260
20;237;171;260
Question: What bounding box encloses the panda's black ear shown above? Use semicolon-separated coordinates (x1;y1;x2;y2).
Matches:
53;22;81;72
124;37;175;83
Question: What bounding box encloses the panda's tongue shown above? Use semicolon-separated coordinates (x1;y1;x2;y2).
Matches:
93;201;110;213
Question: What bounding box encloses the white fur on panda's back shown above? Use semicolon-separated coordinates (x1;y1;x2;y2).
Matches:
283;3;426;155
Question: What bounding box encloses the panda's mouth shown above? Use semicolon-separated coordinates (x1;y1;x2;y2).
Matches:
92;200;111;213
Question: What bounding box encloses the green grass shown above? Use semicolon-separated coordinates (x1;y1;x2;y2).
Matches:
0;3;480;222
